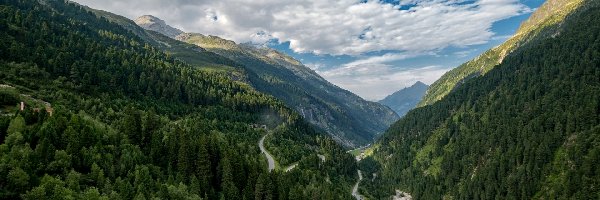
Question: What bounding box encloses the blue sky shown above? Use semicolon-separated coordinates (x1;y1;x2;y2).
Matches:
267;0;545;100
74;0;546;100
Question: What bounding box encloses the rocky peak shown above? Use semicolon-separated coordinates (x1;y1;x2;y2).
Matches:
134;15;184;38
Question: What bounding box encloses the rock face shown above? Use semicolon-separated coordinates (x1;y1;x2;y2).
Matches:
134;15;183;38
392;190;412;200
379;81;428;117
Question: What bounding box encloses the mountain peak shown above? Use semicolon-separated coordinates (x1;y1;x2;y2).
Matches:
134;15;183;38
414;81;427;87
379;81;429;117
135;15;160;22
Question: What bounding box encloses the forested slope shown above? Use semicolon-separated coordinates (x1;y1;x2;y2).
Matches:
418;0;585;107
361;0;600;199
0;0;356;199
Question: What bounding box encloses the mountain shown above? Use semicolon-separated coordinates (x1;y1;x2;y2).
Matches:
134;15;183;38
85;9;243;74
359;0;600;199
0;0;358;199
418;0;586;107
130;19;399;147
378;81;428;117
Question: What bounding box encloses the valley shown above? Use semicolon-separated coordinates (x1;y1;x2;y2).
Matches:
1;0;598;199
0;1;357;199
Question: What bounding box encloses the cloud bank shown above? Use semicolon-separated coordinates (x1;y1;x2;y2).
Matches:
73;0;530;56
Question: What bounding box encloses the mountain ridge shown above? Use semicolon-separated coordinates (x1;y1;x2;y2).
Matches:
378;81;428;117
418;0;585;107
360;0;600;199
132;17;399;147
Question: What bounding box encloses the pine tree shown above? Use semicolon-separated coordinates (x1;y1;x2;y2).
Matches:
220;156;239;200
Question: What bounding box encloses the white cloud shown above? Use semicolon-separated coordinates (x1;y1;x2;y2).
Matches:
73;0;530;56
306;49;452;100
305;62;326;71
317;52;448;100
453;49;476;58
343;52;431;68
322;62;450;100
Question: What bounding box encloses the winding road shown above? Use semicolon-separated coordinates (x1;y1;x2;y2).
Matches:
352;170;364;200
259;133;275;172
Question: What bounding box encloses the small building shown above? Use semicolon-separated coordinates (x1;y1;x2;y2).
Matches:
249;124;268;130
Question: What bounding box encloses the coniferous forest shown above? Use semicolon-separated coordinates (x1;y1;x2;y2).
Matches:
0;0;356;199
360;0;600;199
2;0;600;199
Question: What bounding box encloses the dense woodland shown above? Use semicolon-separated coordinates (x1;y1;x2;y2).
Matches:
0;0;357;199
3;0;598;199
361;1;600;199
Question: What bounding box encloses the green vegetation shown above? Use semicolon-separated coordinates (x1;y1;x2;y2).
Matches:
0;0;357;199
418;0;585;107
349;149;361;157
0;87;20;106
361;0;600;199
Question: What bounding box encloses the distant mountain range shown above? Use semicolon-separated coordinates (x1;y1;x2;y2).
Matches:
88;13;398;147
378;81;428;117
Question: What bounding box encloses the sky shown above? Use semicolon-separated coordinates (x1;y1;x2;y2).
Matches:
72;0;545;100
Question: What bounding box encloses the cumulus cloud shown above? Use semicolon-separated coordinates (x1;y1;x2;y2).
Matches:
73;0;530;56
